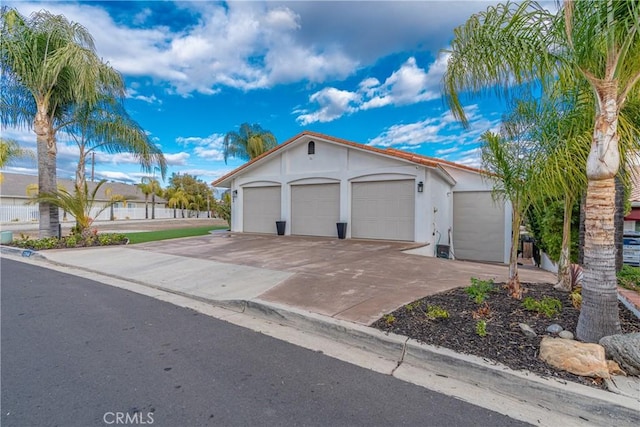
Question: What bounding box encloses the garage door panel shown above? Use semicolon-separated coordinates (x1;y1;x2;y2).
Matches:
352;180;415;241
243;186;281;233
453;192;504;262
291;184;340;237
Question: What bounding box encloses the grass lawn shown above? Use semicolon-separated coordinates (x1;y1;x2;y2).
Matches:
123;226;228;244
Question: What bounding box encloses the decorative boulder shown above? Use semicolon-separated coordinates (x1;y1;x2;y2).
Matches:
519;323;537;338
539;337;609;379
546;324;563;334
558;330;574;340
599;333;640;376
607;360;626;376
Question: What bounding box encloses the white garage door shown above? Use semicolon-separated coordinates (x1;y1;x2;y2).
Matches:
243;186;281;233
291;184;340;237
453;192;505;262
351;180;415;241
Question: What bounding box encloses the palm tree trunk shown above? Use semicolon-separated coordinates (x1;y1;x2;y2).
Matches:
555;196;574;291
577;96;621;342
151;192;156;219
578;193;586;265
35;103;60;238
615;174;624;273
508;204;522;299
144;195;149;219
75;147;87;193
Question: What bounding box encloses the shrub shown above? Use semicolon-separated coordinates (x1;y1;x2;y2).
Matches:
10;232;128;250
522;296;562;318
425;305;449;320
475;320;488;337
617;265;640;292
383;314;396;325
465;277;495;304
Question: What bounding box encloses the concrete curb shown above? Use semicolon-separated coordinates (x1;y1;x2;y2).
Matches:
0;245;46;260
232;299;640;427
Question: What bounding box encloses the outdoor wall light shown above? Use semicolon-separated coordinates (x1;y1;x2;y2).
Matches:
417;181;424;193
232;189;238;200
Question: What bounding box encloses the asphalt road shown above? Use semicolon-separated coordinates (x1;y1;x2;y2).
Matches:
1;258;529;427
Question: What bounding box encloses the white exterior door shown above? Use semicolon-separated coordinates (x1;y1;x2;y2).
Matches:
453;191;505;262
351;180;415;241
243;186;281;233
291;184;340;237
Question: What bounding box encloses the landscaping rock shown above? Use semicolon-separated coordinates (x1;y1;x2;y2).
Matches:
546;324;563;334
607;360;626;376
558;330;574;340
518;323;537;338
539;337;609;379
599;333;640;376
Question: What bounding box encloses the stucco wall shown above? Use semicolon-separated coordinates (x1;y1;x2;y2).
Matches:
229;137;453;245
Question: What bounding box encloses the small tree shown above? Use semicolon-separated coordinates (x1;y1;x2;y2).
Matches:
480;129;539;299
29;179;126;239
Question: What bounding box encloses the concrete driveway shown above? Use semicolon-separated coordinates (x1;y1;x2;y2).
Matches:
135;233;556;325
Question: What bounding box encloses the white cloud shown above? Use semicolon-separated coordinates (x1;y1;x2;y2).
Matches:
95;170;138;184
368;105;501;166
296;88;360;125
10;1;495;97
297;56;446;124
435;147;460;156
176;134;226;161
163;152;190;166
11;1;359;96
361;57;441;110
126;88;163;105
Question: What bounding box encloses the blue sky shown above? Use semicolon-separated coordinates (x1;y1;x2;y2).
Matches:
3;0;524;188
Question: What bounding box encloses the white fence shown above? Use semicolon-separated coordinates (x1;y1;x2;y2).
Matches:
1;205;209;223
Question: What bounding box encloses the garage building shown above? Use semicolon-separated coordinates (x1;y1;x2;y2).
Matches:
212;131;510;264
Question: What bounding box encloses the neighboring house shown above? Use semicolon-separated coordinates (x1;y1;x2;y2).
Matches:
212;131;511;264
624;167;640;231
0;172;166;222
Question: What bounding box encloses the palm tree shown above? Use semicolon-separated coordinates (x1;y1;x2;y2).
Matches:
30;179;126;238
62;95;166;193
0;138;34;182
223;123;277;164
138;177;163;219
480;129;539;299
507;93;590;291
167;188;189;218
137;180;153;219
443;0;640;342
1;7;124;238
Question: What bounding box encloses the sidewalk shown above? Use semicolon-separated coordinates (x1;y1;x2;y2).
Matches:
1;242;639;426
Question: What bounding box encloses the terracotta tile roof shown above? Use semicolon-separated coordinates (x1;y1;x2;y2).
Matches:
211;130;486;187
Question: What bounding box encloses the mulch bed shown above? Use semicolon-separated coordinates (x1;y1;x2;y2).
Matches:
371;282;640;389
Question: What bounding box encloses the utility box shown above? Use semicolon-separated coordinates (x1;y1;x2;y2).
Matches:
436;244;450;259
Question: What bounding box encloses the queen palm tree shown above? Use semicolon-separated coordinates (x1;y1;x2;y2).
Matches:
64;95;167;193
443;0;640;342
223;123;277;164
1;7;124;238
505;92;591;291
480;127;540;299
167;188;189;218
138;177;163;219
